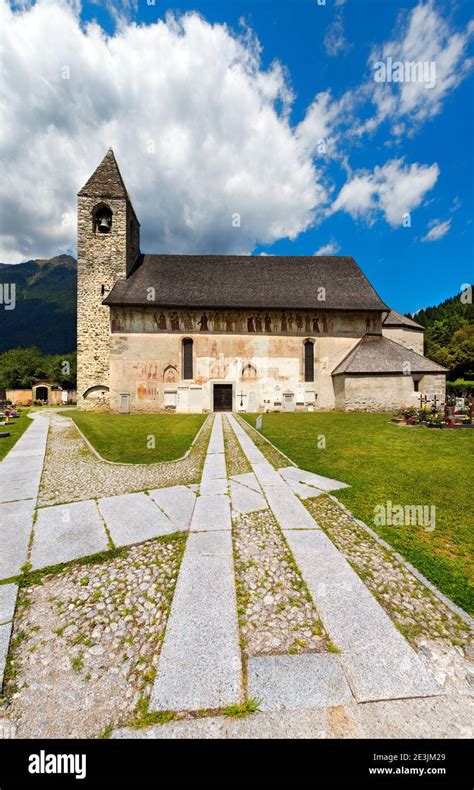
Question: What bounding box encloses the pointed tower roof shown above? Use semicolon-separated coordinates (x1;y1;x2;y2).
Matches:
78;148;130;199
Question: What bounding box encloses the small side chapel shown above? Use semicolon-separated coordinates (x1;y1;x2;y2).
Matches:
77;150;447;413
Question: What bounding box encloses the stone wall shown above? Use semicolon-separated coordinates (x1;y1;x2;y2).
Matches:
77;195;139;410
337;373;446;412
382;325;424;354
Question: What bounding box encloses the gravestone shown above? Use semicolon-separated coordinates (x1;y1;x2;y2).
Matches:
256;415;263;431
282;390;295;412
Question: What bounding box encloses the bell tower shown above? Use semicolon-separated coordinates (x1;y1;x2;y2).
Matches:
76;149;140;409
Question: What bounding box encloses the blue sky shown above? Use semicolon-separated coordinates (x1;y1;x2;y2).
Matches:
1;0;473;313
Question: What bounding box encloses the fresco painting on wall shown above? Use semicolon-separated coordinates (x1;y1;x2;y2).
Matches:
110;308;349;337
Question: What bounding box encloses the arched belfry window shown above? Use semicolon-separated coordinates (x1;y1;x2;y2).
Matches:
182;338;193;380
93;204;112;234
304;340;315;382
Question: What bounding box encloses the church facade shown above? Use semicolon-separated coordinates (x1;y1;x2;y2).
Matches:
77;150;447;413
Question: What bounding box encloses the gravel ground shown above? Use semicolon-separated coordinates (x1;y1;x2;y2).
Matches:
236;415;290;469
3;536;186;738
306;495;473;692
233;509;331;657
223;416;252;476
38;413;212;506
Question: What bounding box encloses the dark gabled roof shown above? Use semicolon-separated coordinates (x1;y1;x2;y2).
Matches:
78;149;130;200
332;334;448;375
383;308;424;330
104;254;389;312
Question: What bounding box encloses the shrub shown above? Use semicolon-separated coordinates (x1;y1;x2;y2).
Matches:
446;379;474;395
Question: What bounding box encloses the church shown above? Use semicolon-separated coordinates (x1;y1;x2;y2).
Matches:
77;150;447;413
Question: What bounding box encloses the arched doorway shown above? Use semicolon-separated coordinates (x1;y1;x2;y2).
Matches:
35;386;48;402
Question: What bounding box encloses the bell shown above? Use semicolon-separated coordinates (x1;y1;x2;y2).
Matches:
98;216;110;232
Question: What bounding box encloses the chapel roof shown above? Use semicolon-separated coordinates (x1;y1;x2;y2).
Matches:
383;308;424;330
103;254;389;312
331;334;448;375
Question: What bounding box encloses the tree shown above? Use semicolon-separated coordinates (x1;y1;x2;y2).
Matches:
0;347;77;389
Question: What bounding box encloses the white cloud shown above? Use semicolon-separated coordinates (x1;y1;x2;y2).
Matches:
295;90;354;160
323;0;347;57
314;239;340;255
421;217;451;241
366;1;474;137
332;158;439;227
0;0;327;262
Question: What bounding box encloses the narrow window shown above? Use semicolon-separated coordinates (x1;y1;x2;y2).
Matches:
304;340;314;382
182;339;193;380
413;378;420;392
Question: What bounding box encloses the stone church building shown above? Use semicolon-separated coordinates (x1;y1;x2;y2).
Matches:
77;150;446;413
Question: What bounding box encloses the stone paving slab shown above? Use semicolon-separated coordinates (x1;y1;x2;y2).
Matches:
0;584;18;624
230;473;262;493
199;478;229;496
0;478;40;504
248;654;353;711
285;477;324;499
207;419;224;454
264;485;320;530
31;501;109;570
251;463;284;487
98;493;176;547
230;481;267;514
113;695;474;739
0;458;44;475
0;621;13;692
283;529;441;702
0;468;37;484
0;500;34;579
191;494;232;532
201;453;227;481
150;530;242;711
148;485;196;531
279;466;349;491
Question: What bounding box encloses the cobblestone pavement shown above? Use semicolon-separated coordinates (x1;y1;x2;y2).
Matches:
306;495;473;692
4;536;185;738
222;416;252;476
233;509;330;656
38;413;212;506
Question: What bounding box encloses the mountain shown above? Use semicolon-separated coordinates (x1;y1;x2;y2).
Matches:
0;254;76;354
407;290;474;380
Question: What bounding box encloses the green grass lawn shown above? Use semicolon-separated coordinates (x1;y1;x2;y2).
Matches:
0;408;31;461
69;411;207;464
243;412;474;613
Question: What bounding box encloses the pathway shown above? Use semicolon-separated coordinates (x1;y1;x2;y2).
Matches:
150;415;242;711
1;409;464;727
228;415;440;704
0;413;49;687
